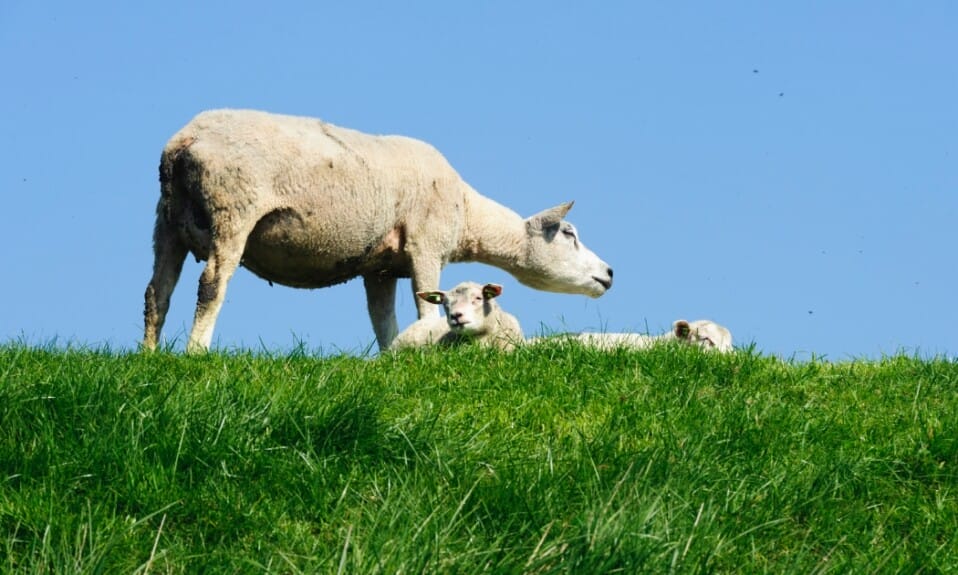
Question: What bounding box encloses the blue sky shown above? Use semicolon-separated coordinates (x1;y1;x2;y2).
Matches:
2;2;955;359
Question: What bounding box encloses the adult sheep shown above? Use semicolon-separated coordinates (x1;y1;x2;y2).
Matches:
143;109;613;352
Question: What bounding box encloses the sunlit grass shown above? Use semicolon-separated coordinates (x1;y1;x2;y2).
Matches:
1;343;955;572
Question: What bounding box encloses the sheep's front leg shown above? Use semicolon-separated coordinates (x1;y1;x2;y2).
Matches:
187;243;244;353
410;259;442;320
363;274;399;351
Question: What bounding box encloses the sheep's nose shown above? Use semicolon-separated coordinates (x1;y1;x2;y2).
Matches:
451;312;463;320
607;267;613;279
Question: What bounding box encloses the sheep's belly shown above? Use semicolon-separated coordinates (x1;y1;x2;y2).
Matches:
241;213;409;288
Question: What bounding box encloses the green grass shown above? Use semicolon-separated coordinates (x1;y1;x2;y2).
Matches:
1;342;956;573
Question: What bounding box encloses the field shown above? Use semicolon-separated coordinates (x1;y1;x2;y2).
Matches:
1;342;956;573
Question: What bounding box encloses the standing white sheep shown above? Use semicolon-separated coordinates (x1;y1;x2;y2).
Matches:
143;109;613;352
389;282;524;351
534;319;733;353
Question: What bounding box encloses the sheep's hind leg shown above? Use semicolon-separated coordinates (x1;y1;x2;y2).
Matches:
364;274;399;351
143;219;188;350
186;239;245;353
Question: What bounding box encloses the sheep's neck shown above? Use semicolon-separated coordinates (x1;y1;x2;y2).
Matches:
452;188;527;272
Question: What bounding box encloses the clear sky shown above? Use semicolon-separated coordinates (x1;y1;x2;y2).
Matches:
2;2;955;359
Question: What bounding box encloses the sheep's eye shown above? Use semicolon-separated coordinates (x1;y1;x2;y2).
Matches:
562;228;578;245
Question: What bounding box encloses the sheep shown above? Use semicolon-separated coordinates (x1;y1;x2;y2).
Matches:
389;282;524;351
143;109;614;352
532;319;733;353
674;319;733;352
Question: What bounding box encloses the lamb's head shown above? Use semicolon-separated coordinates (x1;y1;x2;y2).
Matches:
672;319;734;353
514;202;613;298
417;282;504;336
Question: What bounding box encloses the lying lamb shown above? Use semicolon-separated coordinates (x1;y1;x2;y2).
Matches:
533;319;733;353
675;319;733;352
389;282;524;351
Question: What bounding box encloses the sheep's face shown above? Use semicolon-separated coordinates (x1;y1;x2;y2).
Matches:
673;320;734;353
517;202;613;298
418;282;503;336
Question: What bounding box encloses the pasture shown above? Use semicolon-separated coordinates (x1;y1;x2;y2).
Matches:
1;343;955;573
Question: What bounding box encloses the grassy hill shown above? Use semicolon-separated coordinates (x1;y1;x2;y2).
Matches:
1;343;955;573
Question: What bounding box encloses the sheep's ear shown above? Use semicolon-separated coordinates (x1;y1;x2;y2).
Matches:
482;284;503;300
673;320;691;340
526;201;574;231
417;291;446;305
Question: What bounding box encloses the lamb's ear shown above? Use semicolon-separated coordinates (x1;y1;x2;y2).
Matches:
673;320;691;340
526;201;574;231
417;291;446;305
481;284;503;300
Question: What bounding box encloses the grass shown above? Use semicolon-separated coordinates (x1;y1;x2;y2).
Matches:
0;342;956;573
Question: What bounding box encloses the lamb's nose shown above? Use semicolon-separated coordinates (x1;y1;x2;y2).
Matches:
607;267;613;279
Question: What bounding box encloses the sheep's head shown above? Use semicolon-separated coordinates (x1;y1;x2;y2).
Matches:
515;202;613;298
418;282;503;336
673;319;733;353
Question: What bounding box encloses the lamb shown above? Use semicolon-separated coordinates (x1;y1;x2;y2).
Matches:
389;282;524;351
675;319;733;352
143;109;613;352
533;319;733;353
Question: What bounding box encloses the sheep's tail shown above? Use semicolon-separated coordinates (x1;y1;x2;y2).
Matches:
159;135;195;194
156;135;202;227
